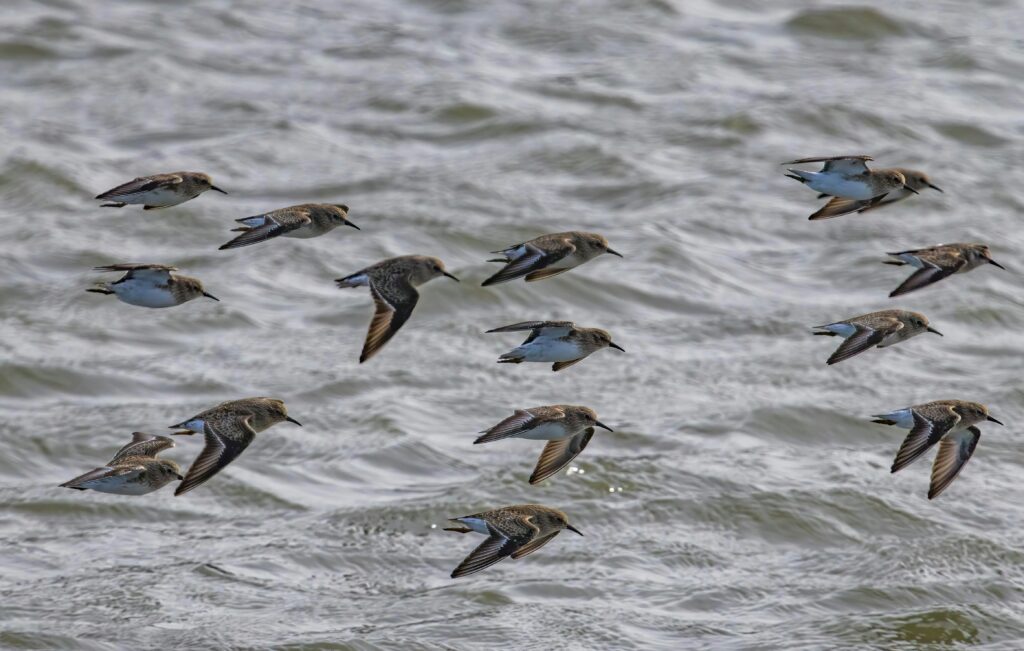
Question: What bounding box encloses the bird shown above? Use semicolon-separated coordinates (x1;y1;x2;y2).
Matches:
783;156;917;219
95;171;227;209
883;243;1004;297
335;255;459;363
60;432;183;495
86;263;219;308
809;167;943;220
812;309;942;365
872;400;1003;499
475;405;614;484
482;231;622;286
444;504;583;578
485;320;625;371
169;397;301;496
218;203;359;250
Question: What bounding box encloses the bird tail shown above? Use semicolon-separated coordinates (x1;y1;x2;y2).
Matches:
86;284;113;295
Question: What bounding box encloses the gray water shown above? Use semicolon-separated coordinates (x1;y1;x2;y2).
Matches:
2;1;1023;649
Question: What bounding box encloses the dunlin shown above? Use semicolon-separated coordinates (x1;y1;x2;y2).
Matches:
444;504;582;578
810;167;943;220
335;255;459;363
884;243;1004;297
486;320;624;371
812;309;941;365
783;156;916;219
218;203;359;250
872;400;1003;499
482;231;622;286
87;263;219;308
169;397;301;496
60;432;182;495
95;171;226;209
476;405;614;484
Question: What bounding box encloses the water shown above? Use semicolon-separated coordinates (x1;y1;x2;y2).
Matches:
2;0;1023;648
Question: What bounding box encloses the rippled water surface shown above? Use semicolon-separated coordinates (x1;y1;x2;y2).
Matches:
2;1;1024;649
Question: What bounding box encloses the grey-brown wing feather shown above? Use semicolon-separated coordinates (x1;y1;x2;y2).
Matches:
60;464;142;489
889;261;962;297
928;427;981;499
891;407;959;473
95;174;182;199
110;433;174;463
175;417;256;496
475;409;539;444
219;210;312;250
482;242;573;286
450;524;520;578
826;321;897;365
359;278;418;363
529;427;594;484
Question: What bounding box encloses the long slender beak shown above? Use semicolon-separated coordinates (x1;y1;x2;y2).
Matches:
565;524;584;536
903;184;919;195
927;183;943;193
345;220;360;230
989;258;1006;270
286;417;302;426
606;248;624;258
926;327;943;336
170;429;195;435
443;271;460;282
210;185;228;194
987;416;1004;425
202;292;220;302
608;342;626;352
594;420;614;432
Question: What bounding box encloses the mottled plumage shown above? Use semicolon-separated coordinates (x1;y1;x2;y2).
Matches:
219;203;359;250
95;171;226;209
444;504;582;578
476;405;614;484
809;167;943;220
812;309;941;365
783;156;916;219
883;243;1004;297
335;255;459;363
169;397;301;496
482;231;622;286
60;432;182;495
872;400;1003;499
486;320;624;371
87;263;219;308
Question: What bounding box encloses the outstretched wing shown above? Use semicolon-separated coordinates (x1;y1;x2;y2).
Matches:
891;406;959;473
529;427;595;484
889;260;963;297
95;174;182;200
93;263;177;283
783;155;873;175
808;196;873;220
450;524;520;578
110;432;175;463
826;320;899;365
928;427;981;499
481;242;573;286
175;416;256;496
485;321;574;343
218;209;313;250
359;277;419;363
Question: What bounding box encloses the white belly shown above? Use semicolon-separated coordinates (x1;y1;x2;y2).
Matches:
518;421;573;441
282;224;324;239
806;173;876;200
113;281;180;308
514;338;583;362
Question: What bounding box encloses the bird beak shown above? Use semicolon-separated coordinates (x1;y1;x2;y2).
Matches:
170;429;195;436
594;420;614;432
286;417;302;426
345;219;360;230
210;185;228;195
565;524;584;536
987;416;1004;425
608;342;626;352
606;248;624;258
442;271;460;282
926;327;943;336
989;258;1006;270
202;292;220;302
903;184;919;195
927;183;943;193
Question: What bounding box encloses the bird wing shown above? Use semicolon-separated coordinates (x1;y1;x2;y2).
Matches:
529;427;595;484
485;321;575;342
891;405;960;473
110;432;175;463
928;426;981;499
60;464;144;489
450;523;524;578
175;416;257;496
359;277;418;363
481;242;573;286
93;263;177;283
808;196;873;220
475;409;546;444
889;258;964;297
219;209;313;250
826;319;899;365
783;155;873;174
95;174;182;199
510;530;560;559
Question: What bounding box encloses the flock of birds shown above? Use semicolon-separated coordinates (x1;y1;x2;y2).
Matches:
60;155;1005;577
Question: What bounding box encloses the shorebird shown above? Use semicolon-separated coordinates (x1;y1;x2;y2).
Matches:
218;203;359;250
883;243;1004;297
475;405;614;484
783;156;917;219
335;255;459;363
482;231;622;286
95;171;226;209
169;397;301;496
87;263;219;308
60;433;182;495
812;309;941;365
444;504;582;578
486;321;625;371
809;167;943;220
872;400;1003;499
